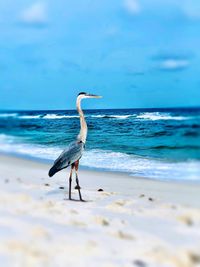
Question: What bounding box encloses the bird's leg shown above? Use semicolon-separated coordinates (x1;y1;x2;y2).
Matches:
68;166;73;200
76;172;83;201
75;161;84;201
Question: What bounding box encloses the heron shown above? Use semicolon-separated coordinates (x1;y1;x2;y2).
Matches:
48;92;102;201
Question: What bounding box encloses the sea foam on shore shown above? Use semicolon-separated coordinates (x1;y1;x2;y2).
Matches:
0;133;200;181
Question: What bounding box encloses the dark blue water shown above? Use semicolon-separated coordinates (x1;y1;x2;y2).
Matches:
0;108;200;181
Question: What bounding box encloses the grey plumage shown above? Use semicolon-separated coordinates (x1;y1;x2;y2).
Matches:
48;92;101;201
49;140;84;177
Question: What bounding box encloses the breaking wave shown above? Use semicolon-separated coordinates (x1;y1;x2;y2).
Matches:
0;134;200;181
0;113;18;118
43;114;80;119
136;112;189;121
0;111;195;121
20;115;41;119
91;115;133;119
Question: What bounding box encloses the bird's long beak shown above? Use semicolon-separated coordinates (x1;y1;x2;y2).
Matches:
86;94;102;98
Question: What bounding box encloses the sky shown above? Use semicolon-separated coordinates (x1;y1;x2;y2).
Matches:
0;0;200;110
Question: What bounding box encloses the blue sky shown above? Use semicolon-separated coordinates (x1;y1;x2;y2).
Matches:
0;0;200;110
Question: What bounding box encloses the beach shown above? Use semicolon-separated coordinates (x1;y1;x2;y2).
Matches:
1;0;200;265
0;154;200;267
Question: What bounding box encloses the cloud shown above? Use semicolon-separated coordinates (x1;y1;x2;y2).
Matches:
123;0;140;14
159;59;189;71
152;53;191;71
182;1;200;19
20;2;47;27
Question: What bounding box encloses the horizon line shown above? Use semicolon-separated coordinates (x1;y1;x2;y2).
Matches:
1;106;200;112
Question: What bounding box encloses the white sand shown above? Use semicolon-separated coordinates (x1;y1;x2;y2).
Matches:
0;154;200;267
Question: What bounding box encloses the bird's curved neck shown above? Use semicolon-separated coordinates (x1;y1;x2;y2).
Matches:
76;97;87;143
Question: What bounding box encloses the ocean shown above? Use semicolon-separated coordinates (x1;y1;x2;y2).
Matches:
0;108;200;181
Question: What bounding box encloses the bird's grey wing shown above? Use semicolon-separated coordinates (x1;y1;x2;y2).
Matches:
53;141;84;171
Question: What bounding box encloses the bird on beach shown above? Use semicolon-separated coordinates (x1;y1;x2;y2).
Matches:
48;92;102;201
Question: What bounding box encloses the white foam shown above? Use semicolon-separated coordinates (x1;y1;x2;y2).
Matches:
0;111;195;121
0;113;18;118
0;134;60;160
110;115;132;119
42;114;79;119
91;115;106;118
81;149;200;181
42;114;132;120
20;115;41;119
0;134;199;181
0;113;80;120
91;115;133;119
137;112;189;121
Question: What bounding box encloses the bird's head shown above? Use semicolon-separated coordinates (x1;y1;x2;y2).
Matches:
77;92;102;99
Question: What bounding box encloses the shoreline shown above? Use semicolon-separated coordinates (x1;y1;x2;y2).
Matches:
1;150;200;184
1;153;200;208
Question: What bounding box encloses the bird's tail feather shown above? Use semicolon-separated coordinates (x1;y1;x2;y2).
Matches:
48;164;69;177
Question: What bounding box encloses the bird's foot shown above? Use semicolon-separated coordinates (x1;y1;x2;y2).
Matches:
64;198;87;202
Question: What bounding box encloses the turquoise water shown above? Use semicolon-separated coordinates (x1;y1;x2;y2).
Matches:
0;108;200;181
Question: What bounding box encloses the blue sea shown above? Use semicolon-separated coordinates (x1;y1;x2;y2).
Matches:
0;108;200;181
